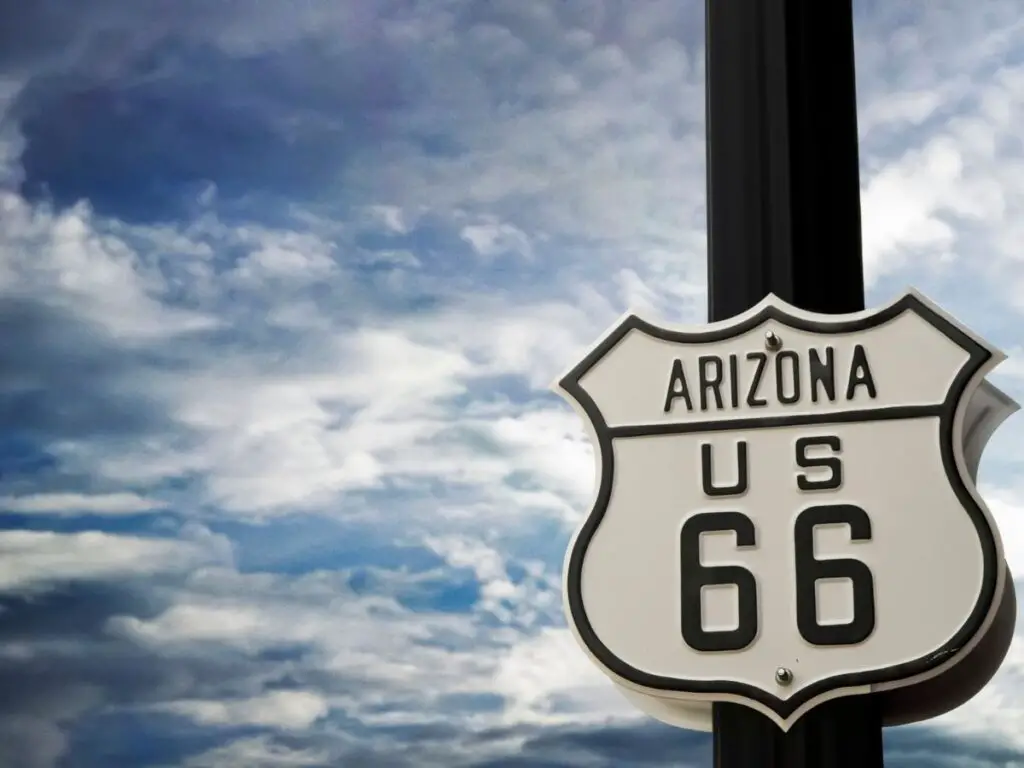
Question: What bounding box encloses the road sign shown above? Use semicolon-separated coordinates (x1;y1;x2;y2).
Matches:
554;290;1017;731
606;378;1018;733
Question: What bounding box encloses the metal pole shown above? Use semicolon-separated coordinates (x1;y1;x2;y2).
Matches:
704;0;884;765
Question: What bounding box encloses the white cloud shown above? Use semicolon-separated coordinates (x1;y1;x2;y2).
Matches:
337;6;710;303
0;193;219;340
0;530;224;593
984;488;1024;578
852;12;1024;300
933;628;1024;751
364;204;409;234
460;218;533;259
491;626;637;726
160;690;329;730
226;233;337;286
0;492;166;515
177;736;330;768
17;270;605;525
152;328;475;512
998;350;1024;382
112;600;276;649
424;536;561;626
105;565;627;734
406;296;613;388
859;137;963;283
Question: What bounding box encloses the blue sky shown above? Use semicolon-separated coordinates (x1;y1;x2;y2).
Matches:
1;1;1024;766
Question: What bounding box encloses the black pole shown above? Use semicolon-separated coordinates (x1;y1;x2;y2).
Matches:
706;0;864;317
704;0;884;766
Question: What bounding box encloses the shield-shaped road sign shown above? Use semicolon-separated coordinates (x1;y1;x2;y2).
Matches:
554;290;1017;730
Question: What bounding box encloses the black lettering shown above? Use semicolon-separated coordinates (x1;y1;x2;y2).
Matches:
796;436;842;491
698;355;724;411
846;344;877;401
809;347;836;403
794;504;875;646
745;352;768;407
775;350;801;405
680;511;758;652
663;359;693;413
728;354;740;409
701;442;748;497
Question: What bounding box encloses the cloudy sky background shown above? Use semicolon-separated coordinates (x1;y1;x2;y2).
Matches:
1;1;1024;766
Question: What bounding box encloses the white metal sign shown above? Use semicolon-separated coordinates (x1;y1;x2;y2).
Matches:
555;290;1017;730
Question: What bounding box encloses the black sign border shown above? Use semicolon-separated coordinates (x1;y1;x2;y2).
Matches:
558;292;1000;719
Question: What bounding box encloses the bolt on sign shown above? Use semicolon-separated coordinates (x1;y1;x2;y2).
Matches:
554;290;1018;731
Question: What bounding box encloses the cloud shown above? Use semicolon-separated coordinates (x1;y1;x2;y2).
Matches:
984;489;1024;578
460;218;533;260
100;563;624;738
852;4;1024;305
0;492;165;514
0;529;224;594
159;690;329;730
176;736;331;768
0;193;218;338
0;1;1023;766
859;137;963;282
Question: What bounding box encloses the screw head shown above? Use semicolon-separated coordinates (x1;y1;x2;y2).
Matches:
764;331;783;351
774;667;793;686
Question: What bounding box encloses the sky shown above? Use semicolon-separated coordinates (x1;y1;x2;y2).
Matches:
1;1;1024;766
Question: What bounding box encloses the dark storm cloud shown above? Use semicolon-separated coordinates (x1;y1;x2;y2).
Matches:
469;720;710;767
2;0;710;224
0;581;161;638
3;0;420;222
462;719;1024;768
66;712;259;768
0;581;173;768
0;578;319;768
0;295;177;497
0;582;231;711
0;0;331;77
13;43;385;222
0;297;169;441
886;725;1024;767
0;298;245;768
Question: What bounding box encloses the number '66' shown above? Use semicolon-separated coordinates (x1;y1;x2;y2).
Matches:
679;435;876;652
